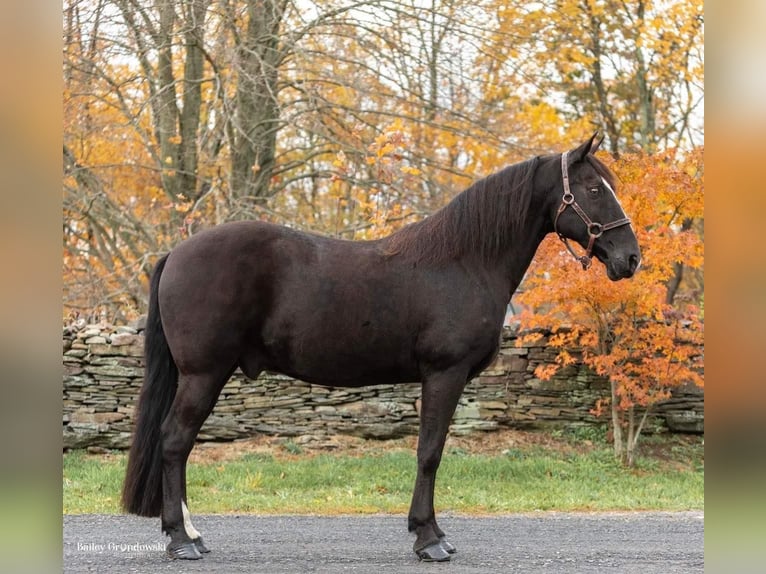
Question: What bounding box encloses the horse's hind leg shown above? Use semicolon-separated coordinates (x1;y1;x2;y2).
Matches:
161;370;230;559
409;368;467;562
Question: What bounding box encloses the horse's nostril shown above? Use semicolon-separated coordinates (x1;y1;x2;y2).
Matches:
628;254;640;273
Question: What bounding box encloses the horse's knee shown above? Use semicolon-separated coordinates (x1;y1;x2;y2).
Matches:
160;420;181;455
160;420;194;462
418;450;442;474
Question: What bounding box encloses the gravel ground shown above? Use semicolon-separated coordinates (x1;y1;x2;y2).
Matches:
64;511;703;573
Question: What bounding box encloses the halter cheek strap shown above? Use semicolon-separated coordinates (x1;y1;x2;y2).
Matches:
554;151;631;270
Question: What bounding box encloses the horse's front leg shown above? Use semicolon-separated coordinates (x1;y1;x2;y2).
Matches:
409;368;467;562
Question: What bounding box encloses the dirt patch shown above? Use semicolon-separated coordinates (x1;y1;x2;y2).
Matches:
187;429;592;464
448;429;592;455
635;434;704;472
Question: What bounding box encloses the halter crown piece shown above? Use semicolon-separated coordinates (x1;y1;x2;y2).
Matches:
554;151;631;270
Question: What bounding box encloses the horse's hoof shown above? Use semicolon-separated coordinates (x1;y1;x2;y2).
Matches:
193;537;210;553
439;537;457;554
416;541;451;562
167;540;203;560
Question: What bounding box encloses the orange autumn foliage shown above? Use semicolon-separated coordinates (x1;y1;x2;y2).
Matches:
517;147;704;463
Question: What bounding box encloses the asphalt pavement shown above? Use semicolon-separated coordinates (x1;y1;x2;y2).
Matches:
63;512;703;573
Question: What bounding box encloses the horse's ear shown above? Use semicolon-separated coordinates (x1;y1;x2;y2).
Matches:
591;132;605;154
567;131;600;165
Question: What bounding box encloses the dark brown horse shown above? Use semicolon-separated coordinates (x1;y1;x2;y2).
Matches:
122;134;640;562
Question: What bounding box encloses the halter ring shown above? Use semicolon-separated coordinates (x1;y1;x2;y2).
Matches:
588;223;604;238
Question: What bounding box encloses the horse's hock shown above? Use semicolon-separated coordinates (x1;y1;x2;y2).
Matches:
62;322;704;450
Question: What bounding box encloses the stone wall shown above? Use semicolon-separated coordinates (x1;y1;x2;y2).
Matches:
62;323;704;449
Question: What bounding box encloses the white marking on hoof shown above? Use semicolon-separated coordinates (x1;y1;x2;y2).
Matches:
181;501;201;540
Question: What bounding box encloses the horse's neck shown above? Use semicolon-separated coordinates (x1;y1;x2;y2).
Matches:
496;211;551;297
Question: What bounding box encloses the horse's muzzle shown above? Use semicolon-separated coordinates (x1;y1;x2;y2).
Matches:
605;252;641;281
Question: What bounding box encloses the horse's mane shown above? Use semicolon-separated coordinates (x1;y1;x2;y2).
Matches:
384;157;540;264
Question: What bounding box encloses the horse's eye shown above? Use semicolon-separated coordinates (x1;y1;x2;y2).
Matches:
588;186;601;198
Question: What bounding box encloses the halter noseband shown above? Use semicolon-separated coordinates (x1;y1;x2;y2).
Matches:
554;151;631;270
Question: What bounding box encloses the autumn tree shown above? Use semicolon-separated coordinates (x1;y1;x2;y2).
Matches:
486;0;704;153
475;1;705;462
517;147;704;465
63;0;554;320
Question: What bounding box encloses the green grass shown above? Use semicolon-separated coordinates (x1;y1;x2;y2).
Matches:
63;434;703;514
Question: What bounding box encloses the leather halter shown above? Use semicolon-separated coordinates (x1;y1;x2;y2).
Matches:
554;152;631;270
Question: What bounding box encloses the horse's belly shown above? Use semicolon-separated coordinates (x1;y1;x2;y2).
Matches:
258;328;419;387
266;358;420;388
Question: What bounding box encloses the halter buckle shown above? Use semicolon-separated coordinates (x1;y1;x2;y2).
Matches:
562;192;575;205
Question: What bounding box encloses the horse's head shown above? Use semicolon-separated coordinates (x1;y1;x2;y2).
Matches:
552;133;641;281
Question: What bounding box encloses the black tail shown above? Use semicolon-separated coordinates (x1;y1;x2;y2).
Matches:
121;254;178;517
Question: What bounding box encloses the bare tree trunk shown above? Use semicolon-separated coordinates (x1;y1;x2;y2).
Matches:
626;405;651;467
179;0;210;202
610;379;624;461
156;0;182;200
665;218;694;304
634;0;656;152
626;406;635;467
231;0;287;202
585;1;620;157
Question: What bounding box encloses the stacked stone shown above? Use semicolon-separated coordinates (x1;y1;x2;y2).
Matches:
63;323;144;449
200;376;423;442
